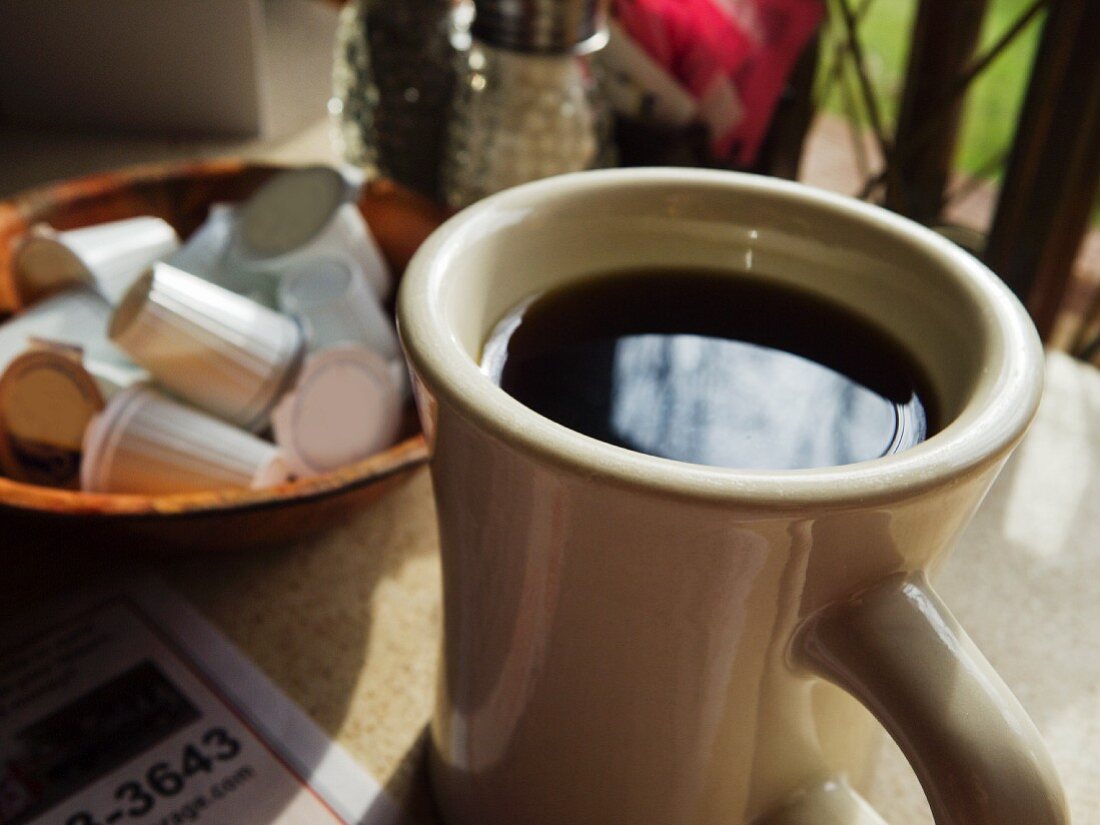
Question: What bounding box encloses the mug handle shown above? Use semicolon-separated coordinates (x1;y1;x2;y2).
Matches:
763;573;1068;825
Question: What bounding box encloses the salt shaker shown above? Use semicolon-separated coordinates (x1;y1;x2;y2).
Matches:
441;0;615;209
332;0;458;201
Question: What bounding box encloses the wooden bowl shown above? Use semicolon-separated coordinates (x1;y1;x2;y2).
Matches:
0;159;444;552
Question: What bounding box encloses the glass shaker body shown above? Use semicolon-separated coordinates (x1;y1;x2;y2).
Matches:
441;38;615;210
332;0;457;201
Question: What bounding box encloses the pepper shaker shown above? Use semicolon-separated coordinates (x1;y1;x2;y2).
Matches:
332;0;459;201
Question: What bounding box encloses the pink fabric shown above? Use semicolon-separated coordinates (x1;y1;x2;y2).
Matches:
614;0;823;166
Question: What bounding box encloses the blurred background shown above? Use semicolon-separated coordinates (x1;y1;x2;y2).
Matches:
0;0;1096;348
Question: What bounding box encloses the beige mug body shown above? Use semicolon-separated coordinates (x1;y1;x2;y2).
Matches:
398;169;1067;825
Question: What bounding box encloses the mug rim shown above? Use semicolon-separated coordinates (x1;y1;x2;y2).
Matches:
398;168;1043;508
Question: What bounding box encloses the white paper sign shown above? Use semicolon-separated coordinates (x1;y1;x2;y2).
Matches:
0;579;404;825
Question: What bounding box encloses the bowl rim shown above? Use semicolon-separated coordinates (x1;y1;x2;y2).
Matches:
0;157;428;519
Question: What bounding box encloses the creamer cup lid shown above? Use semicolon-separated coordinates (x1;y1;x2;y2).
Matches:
271;345;402;478
279;256;355;312
11;226;96;302
238;166;349;259
0;344;105;488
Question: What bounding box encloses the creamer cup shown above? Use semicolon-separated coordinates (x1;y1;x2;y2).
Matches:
81;386;289;494
109;262;303;431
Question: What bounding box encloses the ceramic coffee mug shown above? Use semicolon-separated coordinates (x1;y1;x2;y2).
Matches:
397;169;1068;825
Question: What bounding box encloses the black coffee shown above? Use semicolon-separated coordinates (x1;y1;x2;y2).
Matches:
481;268;937;470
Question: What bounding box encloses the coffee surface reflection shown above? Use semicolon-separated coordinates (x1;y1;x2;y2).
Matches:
482;268;936;470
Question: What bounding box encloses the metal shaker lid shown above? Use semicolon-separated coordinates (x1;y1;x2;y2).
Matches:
471;0;609;54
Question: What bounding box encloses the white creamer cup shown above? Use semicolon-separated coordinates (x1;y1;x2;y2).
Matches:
166;204;235;282
277;255;400;360
81;386;289;494
0;287;136;376
0;344;107;489
234;203;392;300
169;204;285;309
227;166;391;300
270;345;402;478
14;217;181;304
109;262;304;431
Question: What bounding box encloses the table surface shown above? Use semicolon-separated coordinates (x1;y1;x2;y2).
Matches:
2;123;1099;824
